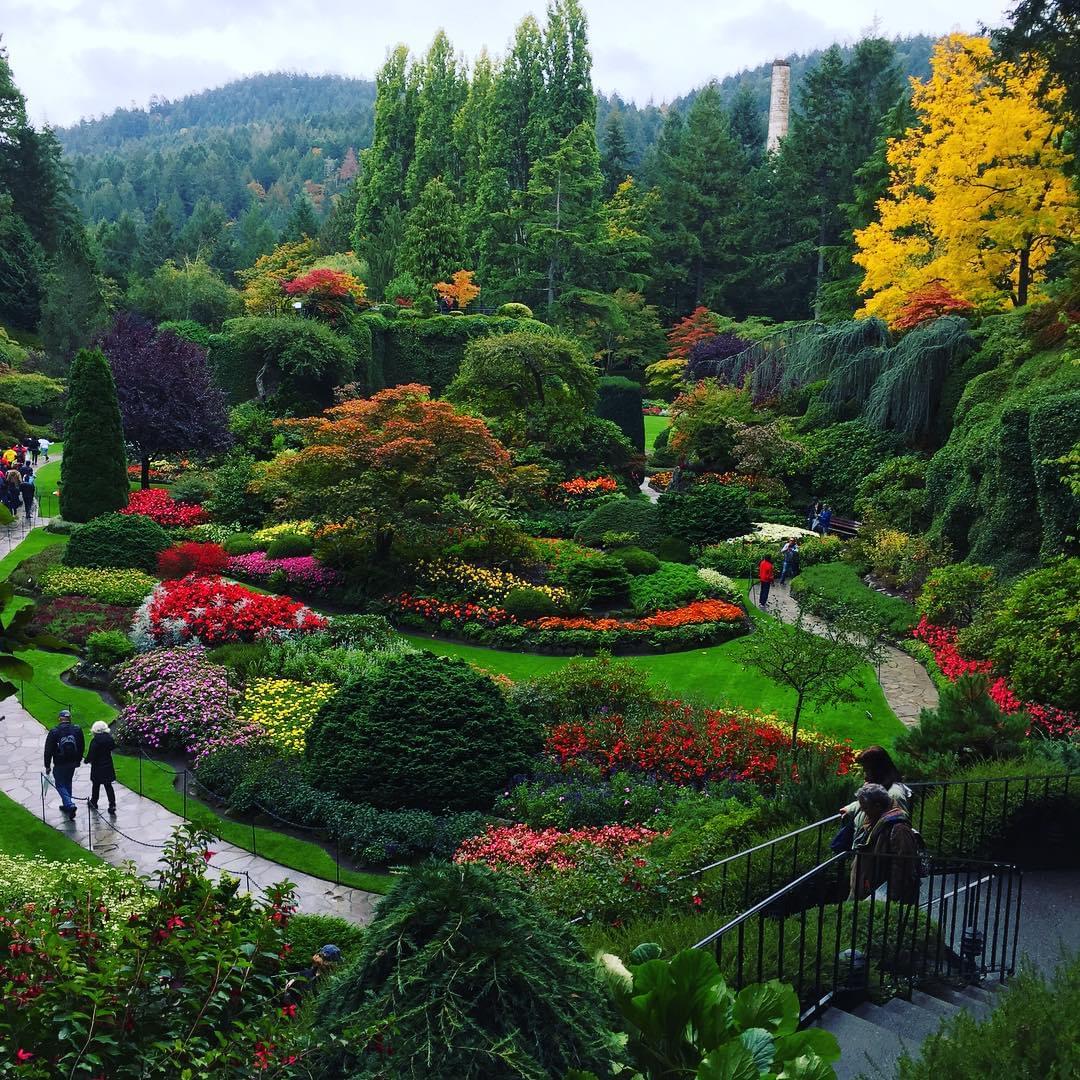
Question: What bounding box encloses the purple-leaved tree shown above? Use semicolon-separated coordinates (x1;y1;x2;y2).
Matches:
686;332;752;382
99;313;232;488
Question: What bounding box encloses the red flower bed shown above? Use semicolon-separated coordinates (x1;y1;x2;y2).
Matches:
558;476;619;497
141;576;327;646
548;702;854;785
388;594;514;627
914;617;1078;739
157;542;229;579
532;599;744;633
121;488;210;527
453;823;660;873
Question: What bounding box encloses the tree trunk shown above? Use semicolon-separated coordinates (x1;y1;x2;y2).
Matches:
141;453;150;490
1017;244;1030;308
790;691;804;757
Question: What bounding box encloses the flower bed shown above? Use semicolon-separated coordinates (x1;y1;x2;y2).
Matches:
133;576;327;648
115;646;245;761
914;618;1078;739
158;542;229;579
121;488;209;527
28;596;137;646
414;557;569;607
251;520;317;545
649;470;770;493
38;565;157;605
558;476;619;497
227;552;340;594
386;594;748;654
237;677;336;754
548;703;855;786
453;823;660;874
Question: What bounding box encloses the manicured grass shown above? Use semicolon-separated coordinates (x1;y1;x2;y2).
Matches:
0;526;65;582
644;413;669;452
0;789;101;864
791;563;915;638
405;591;904;750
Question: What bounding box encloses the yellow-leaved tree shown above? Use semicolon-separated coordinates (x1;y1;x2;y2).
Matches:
854;34;1078;324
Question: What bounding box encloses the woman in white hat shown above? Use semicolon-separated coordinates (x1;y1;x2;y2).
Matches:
84;720;117;814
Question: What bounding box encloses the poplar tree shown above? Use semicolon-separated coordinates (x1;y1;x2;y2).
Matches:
60;348;129;523
406;31;467;202
543;0;595;144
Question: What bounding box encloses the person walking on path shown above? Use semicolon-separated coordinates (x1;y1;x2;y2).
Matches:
38;437;50;462
27;435;40;466
18;469;34;522
757;556;775;608
779;540;800;585
849;782;920;903
84;720;117;814
44;709;85;819
835;745;912;849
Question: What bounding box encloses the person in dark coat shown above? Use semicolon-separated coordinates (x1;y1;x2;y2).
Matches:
44;709;85;819
84;721;117;814
19;469;34;521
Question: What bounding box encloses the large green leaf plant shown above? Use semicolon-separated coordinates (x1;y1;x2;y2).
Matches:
575;944;841;1080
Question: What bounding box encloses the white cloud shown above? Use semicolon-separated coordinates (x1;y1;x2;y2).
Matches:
6;0;1014;126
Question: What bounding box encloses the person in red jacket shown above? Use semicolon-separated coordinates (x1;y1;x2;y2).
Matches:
758;557;775;608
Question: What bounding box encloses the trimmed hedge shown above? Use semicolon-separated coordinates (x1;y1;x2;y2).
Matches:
657;485;751;546
597;375;645;451
64;512;171;572
575;498;664;550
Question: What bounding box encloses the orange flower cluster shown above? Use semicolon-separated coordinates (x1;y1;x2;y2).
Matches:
558;475;618;497
530;599;744;632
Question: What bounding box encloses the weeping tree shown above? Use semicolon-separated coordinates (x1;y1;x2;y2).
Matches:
863;316;974;441
780;317;891;410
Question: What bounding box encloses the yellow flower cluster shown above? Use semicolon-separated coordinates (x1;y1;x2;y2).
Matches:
238;677;336;755
416;558;569;608
252;520;316;544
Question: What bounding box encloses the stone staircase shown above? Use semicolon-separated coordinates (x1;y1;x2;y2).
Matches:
814;980;1003;1079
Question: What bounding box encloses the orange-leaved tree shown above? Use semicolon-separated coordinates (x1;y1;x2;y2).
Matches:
260;384;510;559
666;306;719;359
855;34;1078;322
236;239;319;315
434;270;481;312
890;282;976;332
283;267;367;320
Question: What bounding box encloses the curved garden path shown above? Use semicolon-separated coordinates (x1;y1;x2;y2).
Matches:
766;581;938;728
1;465;380;924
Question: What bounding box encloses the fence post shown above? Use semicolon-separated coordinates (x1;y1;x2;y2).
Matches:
251;819;257;857
86;800;92;851
139;753;143;796
335;837;341;886
182;770;188;821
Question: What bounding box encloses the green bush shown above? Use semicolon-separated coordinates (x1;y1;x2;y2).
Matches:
265;532;314;559
205;452;267;529
497;302;534;318
804;421;901;514
916;563;996;627
59;348;130;523
314;863;619;1078
657;485;751;546
566;554;632;606
654;535;695;563
610;546;661;575
0;401;28;446
854;454;930;532
502;587;560;619
896;675;1028;772
790;563;916;637
85;630;137;669
0;371;64;424
39;565;157;605
628;561;712;615
64;513;171;572
575;498;664;550
896;956;1080;1080
958;557;1080;711
285;913;366;966
168;472;214;505
597;375;645;451
223;532;260;555
305;653;536;811
1029;390;1080;558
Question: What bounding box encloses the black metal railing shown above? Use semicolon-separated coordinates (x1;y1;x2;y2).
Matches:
692;852;1022;1020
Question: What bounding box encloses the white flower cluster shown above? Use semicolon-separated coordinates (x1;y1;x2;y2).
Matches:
727;522;818;544
696;567;740;602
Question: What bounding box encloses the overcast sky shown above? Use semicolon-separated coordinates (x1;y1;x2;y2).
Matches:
6;0;1013;128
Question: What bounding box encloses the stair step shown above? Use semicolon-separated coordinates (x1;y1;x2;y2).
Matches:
919;983;993;1022
812;1008;904;1080
879;996;950;1044
909;988;962;1018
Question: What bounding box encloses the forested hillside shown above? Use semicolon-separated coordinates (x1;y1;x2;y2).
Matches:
57;37;934;270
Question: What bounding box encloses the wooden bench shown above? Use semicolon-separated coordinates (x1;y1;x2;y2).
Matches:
824;516;861;539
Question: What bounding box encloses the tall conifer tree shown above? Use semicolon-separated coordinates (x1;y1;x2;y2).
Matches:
406;31;467;201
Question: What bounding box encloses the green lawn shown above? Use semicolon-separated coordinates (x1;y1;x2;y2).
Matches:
644;413;669;452
0;789;101;863
0;526;64;582
406;591;904;750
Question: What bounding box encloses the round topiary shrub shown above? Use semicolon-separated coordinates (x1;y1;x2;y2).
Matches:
610;546;661;575
657;485;751;546
305;653;537;811
502;587;560;620
223;533;260;555
314;862;618;1078
566;555;632;606
64;512;171;572
265;532;314;558
574;498;664;550
653;535;694;563
497;301;534;319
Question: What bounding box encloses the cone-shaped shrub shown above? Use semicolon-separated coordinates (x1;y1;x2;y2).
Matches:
60;348;129;522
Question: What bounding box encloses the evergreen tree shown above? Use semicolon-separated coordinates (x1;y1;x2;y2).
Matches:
600;109;632;195
543;0;596;145
232;202;277;268
280;195;319;243
397;178;466;289
38;229;107;366
138;204;177;274
318;180;362;255
405;31;467;202
729;84;765;165
0;195;46;330
59;347;129;523
94;212;140;282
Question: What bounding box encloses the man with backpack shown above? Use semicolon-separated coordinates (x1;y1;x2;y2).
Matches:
44;709;84;819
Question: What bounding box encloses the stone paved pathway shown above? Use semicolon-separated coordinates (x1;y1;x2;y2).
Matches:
0;696;381;922
763;580;938;728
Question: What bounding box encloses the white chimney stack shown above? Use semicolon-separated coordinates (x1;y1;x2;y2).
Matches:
766;59;791;153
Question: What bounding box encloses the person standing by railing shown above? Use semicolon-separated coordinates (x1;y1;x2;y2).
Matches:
838;745;912;840
849;783;920;902
85;720;117;815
